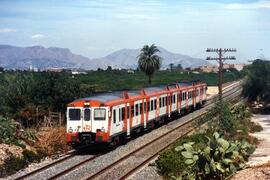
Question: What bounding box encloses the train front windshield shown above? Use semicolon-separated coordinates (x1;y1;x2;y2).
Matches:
69;108;81;121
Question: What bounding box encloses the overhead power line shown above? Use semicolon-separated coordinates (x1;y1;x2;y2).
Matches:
206;48;236;102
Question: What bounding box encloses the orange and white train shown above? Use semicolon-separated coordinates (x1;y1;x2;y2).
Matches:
66;81;207;146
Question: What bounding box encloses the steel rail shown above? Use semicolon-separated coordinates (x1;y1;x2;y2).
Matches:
120;92;242;179
83;84;242;180
15;151;76;180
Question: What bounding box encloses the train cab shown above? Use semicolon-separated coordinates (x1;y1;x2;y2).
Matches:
66;99;109;145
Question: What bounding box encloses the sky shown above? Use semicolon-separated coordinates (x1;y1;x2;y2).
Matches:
0;0;269;62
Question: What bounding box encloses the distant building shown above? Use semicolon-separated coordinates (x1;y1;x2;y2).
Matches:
127;69;134;74
192;71;200;74
199;65;218;73
29;65;39;72
223;64;245;71
71;71;87;75
45;68;65;72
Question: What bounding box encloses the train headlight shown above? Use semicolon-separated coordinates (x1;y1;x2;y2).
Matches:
84;101;90;106
68;127;73;133
101;127;105;132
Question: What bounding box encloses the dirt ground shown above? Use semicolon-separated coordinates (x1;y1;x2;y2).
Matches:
0;144;23;166
231;114;270;180
207;86;218;98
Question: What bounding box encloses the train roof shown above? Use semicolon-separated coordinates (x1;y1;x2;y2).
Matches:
71;81;206;104
76;89;141;102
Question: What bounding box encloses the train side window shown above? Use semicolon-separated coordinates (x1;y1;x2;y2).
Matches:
135;104;139;116
150;100;153;111
131;105;134;117
144;102;147;112
159;98;161;107
127;106;130;118
113;109;116;123
182;93;184;101
163;97;165;107
122;107;125;121
165;96;168;105
119;109;122;121
147;101;150;112
140;103;143;114
173;95;176;104
153;99;156;110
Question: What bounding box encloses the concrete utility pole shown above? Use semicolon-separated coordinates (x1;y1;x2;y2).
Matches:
206;48;236;102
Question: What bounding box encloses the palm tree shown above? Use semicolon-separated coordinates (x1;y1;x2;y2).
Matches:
138;44;162;84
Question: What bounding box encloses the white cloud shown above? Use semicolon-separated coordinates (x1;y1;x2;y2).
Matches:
31;34;45;39
0;28;17;33
114;13;154;20
225;0;270;10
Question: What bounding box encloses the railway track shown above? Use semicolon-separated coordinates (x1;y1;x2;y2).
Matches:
53;83;242;180
82;85;242;180
14;81;242;180
14;150;77;180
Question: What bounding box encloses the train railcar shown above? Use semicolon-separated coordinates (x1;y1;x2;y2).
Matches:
66;81;207;146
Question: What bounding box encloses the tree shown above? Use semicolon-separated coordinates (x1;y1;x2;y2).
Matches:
106;66;112;71
138;44;161;84
176;64;183;70
169;63;174;71
242;59;270;103
0;67;4;72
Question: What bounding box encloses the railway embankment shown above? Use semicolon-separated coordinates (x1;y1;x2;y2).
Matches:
149;101;262;180
231;114;270;179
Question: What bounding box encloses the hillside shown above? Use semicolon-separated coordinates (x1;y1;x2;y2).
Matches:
0;45;209;70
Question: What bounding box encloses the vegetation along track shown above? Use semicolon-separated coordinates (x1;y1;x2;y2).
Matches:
51;81;242;180
14;81;241;180
82;84;242;180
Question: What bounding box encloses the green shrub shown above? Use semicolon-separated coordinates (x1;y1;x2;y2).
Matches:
0;149;43;177
250;123;263;133
0;116;37;147
171;132;254;179
156;133;209;176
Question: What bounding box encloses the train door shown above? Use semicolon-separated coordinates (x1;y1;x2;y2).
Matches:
82;108;92;132
143;99;147;128
111;105;124;135
126;103;131;136
172;93;177;112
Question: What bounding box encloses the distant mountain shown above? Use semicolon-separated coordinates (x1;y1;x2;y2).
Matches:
87;47;209;70
0;45;209;70
0;45;91;69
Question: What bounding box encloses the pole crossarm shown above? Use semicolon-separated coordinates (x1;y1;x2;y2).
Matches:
206;48;237;52
206;56;236;61
206;48;237;103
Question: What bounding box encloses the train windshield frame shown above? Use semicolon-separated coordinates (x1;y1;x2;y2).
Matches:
69;108;81;121
94;108;106;120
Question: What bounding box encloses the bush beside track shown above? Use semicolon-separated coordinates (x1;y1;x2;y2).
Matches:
0;70;242;177
156;103;262;179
